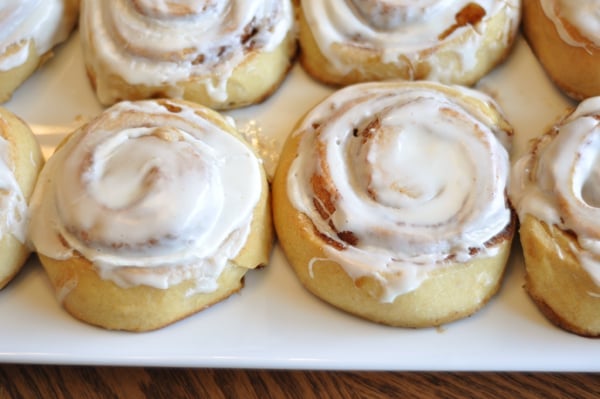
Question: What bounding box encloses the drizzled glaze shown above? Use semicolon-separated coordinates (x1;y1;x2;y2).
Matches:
540;0;600;48
0;0;75;71
301;0;520;81
510;97;600;287
287;81;513;301
0;135;27;243
28;100;263;294
80;0;294;104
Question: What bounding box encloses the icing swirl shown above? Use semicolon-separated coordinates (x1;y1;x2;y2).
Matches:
0;0;77;71
510;97;600;287
80;0;294;104
300;0;520;81
28;99;264;293
287;81;513;301
540;0;600;48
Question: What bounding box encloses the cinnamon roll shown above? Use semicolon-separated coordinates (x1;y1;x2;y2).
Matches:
0;0;79;103
80;0;296;110
523;0;600;100
0;107;44;289
297;0;521;87
28;99;273;331
510;98;600;337
272;81;515;328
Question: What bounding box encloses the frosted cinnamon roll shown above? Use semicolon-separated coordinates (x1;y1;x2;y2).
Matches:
273;81;515;327
510;98;600;337
297;0;521;87
523;1;600;100
80;0;296;110
0;0;79;103
0;107;44;289
28;99;273;331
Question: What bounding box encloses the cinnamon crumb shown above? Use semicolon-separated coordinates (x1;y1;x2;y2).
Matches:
337;230;359;246
438;3;486;40
312;223;345;251
58;234;69;249
241;20;259;48
359;117;380;143
311;172;338;215
192;54;205;65
157;100;182;113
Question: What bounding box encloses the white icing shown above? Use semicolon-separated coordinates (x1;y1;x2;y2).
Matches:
28;100;263;293
509;97;600;287
301;0;520;82
540;0;600;48
80;0;294;104
0;0;75;71
0;135;28;243
287;81;513;302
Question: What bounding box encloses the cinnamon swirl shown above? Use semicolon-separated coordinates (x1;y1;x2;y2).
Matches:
0;107;44;289
273;81;515;328
0;0;79;103
297;0;521;87
28;99;273;331
80;0;296;110
510;98;600;337
523;0;600;100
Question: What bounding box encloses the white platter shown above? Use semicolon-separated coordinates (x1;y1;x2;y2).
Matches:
2;30;599;372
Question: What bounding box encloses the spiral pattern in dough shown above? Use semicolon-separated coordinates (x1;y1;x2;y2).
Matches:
80;0;294;106
299;0;520;84
28;99;264;293
286;81;513;300
510;97;600;286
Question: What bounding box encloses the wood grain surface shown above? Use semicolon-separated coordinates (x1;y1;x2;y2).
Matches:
0;367;597;398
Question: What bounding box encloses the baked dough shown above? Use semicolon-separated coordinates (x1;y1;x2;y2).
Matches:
80;0;296;110
297;0;521;87
28;99;273;331
0;107;44;289
273;80;515;327
0;0;79;103
523;0;600;100
510;98;600;337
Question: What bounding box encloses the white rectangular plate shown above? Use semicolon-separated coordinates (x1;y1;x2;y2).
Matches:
2;31;599;371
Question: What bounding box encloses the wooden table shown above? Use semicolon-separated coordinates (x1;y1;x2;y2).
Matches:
0;367;597;398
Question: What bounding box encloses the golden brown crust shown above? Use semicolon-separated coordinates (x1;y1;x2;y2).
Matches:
179;32;297;110
82;25;297;110
39;253;248;332
523;0;600;100
272;113;515;328
0;0;79;103
38;182;272;332
34;99;273;331
0;41;42;104
520;215;600;337
297;2;520;87
0;107;44;289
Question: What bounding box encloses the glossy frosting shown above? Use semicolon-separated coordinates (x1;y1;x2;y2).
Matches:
510;97;600;287
0;135;27;243
287;81;512;301
28;100;263;293
80;0;294;103
540;0;600;48
301;0;520;81
0;0;74;71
